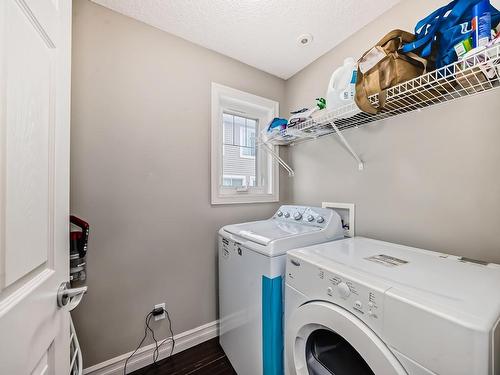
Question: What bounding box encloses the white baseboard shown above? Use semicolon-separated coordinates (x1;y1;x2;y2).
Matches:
83;320;220;375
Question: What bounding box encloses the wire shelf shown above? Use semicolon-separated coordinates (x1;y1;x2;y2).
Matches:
262;43;500;146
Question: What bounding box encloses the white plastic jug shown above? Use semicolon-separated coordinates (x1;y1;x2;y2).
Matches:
326;57;360;118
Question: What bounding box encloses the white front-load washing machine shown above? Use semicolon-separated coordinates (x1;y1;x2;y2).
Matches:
219;206;345;375
285;237;500;375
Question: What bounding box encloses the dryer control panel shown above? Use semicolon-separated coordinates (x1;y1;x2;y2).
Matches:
273;205;333;228
286;254;389;336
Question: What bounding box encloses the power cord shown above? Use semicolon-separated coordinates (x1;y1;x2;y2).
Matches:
123;307;175;374
145;313;160;364
152;309;175;363
123;312;153;375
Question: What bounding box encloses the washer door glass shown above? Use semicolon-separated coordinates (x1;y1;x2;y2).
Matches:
306;329;374;375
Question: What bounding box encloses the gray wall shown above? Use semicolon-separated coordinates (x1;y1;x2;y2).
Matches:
285;0;500;263
70;0;285;367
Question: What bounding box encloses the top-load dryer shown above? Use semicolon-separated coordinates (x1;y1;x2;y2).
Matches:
285;237;500;375
219;205;345;375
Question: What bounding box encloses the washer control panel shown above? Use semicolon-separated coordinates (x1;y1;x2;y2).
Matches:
287;255;388;335
273;205;331;228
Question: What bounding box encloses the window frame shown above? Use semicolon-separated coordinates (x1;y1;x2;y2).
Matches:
211;83;279;205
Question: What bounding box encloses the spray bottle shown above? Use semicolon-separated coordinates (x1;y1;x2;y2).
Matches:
472;0;492;48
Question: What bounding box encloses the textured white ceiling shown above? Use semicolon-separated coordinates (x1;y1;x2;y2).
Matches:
91;0;401;79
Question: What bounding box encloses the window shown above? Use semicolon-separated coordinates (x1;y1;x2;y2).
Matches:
211;83;279;205
239;117;256;159
222;175;246;187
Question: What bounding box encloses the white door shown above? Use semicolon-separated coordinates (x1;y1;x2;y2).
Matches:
286;301;406;375
0;0;72;374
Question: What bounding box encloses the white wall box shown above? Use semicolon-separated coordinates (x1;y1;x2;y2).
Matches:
322;202;355;238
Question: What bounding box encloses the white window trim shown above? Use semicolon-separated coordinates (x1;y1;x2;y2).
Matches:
211;83;279;205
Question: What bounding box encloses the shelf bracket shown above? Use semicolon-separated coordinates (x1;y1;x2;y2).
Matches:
331;123;364;171
260;142;295;177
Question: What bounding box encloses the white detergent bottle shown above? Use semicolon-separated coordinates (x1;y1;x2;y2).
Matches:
326;57;360;118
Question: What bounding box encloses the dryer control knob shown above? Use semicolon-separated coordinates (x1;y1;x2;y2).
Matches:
293;212;302;220
277;211;283;217
338;282;351;299
284;212;290;218
307;215;314;222
317;216;325;223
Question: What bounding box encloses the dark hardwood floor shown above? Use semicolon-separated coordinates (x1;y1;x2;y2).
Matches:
130;338;237;375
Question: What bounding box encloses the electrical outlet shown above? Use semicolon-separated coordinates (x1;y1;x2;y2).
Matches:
154;303;166;321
